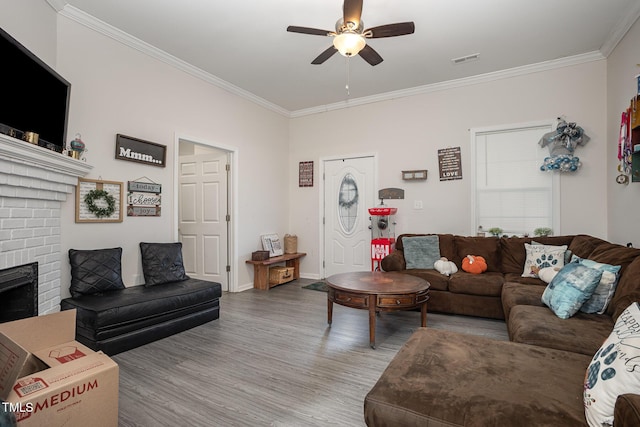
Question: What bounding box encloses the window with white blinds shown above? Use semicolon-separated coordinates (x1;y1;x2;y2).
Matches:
470;122;559;236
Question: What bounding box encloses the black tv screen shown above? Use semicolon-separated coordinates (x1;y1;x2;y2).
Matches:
0;26;70;150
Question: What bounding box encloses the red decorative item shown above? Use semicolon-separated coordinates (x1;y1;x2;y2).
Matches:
369;207;397;271
462;255;487;274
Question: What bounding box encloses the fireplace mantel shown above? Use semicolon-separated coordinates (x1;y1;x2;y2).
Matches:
0;133;92;177
0;133;93;314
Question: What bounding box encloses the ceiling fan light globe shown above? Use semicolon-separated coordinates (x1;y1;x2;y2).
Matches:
333;32;366;57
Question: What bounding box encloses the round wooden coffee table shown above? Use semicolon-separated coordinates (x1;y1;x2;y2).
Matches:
326;271;429;348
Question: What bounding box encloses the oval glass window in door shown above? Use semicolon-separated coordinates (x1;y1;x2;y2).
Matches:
338;173;359;234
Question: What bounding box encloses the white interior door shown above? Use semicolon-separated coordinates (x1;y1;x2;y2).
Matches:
323;156;375;277
178;149;229;290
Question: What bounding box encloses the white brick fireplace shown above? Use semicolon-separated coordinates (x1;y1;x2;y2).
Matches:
0;134;92;314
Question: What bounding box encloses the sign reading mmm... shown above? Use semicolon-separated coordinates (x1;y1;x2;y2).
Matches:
115;134;166;167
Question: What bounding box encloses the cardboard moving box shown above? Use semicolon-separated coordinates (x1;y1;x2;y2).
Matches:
0;310;118;426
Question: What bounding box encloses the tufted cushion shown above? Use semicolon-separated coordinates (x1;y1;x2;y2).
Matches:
140;242;190;286
69;247;126;297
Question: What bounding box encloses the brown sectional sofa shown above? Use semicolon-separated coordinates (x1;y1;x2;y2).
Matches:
365;233;640;426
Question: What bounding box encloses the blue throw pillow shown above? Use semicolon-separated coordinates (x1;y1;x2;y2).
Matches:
403;235;441;270
571;255;621;314
541;263;603;319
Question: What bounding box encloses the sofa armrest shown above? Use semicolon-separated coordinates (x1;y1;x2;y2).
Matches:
381;250;406;271
615;394;640;427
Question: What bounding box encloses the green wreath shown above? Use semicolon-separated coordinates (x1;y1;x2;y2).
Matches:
84;189;116;218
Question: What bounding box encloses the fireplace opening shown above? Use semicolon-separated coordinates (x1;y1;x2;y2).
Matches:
0;262;38;323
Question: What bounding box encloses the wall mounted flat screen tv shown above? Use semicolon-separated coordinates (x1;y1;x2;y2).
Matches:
0;26;70;150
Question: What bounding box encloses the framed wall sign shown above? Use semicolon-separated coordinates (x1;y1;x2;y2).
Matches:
127;180;162;217
438;147;463;181
76;178;124;223
115;134;166;167
299;161;313;187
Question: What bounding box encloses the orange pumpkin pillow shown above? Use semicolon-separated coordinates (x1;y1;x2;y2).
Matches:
462;255;487;274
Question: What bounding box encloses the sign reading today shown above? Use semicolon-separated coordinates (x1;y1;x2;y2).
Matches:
127;181;162;217
116;134;166;167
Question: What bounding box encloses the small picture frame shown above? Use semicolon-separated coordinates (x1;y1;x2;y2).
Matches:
261;233;284;257
299;161;314;187
76;178;124;223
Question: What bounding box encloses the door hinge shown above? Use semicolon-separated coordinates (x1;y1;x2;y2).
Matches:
226;163;230;171
323;217;325;225
226;265;231;272
322;260;325;268
226;214;231;222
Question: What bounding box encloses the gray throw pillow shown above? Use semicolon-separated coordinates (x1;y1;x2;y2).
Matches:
403;235;441;269
68;247;126;297
140;242;190;286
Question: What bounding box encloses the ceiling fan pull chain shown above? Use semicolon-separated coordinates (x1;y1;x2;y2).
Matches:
345;57;351;96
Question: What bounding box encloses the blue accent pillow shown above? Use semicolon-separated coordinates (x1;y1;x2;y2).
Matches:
403;235;441;270
571;255;621;314
541;263;603;319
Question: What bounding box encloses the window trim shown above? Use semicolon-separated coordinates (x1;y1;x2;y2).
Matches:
469;120;561;236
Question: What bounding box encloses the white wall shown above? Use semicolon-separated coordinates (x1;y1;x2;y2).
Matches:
0;0;57;67
1;2;291;295
290;61;608;279
607;18;640;248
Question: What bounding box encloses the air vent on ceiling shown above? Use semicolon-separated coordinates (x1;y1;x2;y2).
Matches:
451;53;480;64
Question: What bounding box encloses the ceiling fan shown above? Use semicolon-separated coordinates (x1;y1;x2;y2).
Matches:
286;0;415;66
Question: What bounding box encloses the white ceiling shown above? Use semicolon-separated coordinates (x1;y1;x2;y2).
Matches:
52;0;640;116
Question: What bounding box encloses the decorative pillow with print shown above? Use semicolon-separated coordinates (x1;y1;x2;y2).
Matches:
571;255;621;315
541;262;602;319
584;302;640;427
403;235;441;270
521;243;567;278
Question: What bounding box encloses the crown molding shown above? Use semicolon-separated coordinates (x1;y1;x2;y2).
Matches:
54;4;291;118
45;0;66;13
50;2;626;120
289;51;606;118
599;3;640;57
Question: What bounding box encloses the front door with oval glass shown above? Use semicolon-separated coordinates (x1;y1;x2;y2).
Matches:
323;156;375;277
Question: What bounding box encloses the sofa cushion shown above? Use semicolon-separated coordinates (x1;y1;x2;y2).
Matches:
140;242;190;286
395;234;456;261
541;263;602;319
61;278;222;341
522;243;567;278
454;236;501;272
568;234;609;259
500;235;574;274
501;281;546;321
585;302;640;427
508;305;614;355
68;247;126;297
503;272;547;286
449;272;503;297
588;243;640;276
608;257;640;320
364;328;591;427
403;235;441;269
398;269;449;291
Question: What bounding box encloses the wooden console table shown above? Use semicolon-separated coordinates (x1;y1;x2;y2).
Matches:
246;252;306;290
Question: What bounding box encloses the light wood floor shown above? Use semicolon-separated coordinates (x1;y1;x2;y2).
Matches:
113;279;508;427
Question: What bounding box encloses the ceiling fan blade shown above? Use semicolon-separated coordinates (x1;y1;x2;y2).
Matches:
359;44;383;66
366;22;415;38
343;0;363;26
312;46;338;64
287;26;332;36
